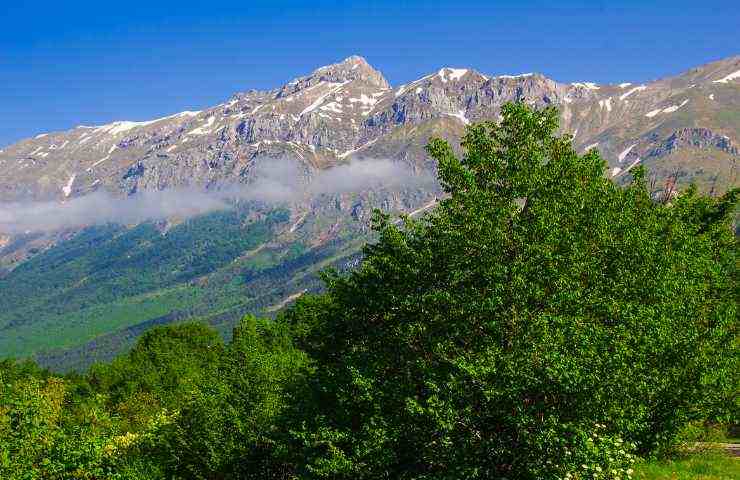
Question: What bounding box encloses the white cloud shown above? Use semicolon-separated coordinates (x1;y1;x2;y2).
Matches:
0;158;432;233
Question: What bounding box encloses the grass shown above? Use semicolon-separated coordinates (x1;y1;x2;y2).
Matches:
0;284;205;357
634;450;738;480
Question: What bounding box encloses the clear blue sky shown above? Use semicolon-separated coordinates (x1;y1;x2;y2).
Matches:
1;0;738;147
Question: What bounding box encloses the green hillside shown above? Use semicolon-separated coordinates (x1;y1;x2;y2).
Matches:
0;204;364;367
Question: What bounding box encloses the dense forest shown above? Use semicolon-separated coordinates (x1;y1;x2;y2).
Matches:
0;203;366;371
1;103;737;479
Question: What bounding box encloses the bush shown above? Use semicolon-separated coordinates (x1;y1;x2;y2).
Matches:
0;364;159;479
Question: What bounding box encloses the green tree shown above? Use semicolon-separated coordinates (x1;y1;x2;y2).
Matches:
0;361;152;480
149;316;308;479
0;371;65;478
286;103;738;479
88;322;224;429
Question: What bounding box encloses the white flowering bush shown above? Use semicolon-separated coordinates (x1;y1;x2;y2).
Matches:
552;424;637;480
507;421;639;480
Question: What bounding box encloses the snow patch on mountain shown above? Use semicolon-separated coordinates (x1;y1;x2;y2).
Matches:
95;110;201;136
300;82;348;116
320;102;343;113
662;99;689;113
444;110;470;125
619;85;646;100
349;94;377;107
188;116;216;135
438;68;469;82
645;99;689;118
712;69;740;84
572;82;600;90
90;145;118;168
618;144;637;163
497;73;533;79
395;85;408;97
338;138;379;159
62;174;76;197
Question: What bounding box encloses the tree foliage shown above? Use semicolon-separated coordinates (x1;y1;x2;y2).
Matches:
285;103;738;479
148;316;307;479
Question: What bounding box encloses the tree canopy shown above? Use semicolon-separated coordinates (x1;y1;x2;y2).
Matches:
284;103;738;479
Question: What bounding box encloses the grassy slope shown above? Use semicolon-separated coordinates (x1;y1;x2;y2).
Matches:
0;205;295;358
0;200;368;370
635;451;739;480
31;234;365;372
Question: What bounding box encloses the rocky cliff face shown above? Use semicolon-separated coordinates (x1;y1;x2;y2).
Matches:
0;55;738;270
1;55;737;204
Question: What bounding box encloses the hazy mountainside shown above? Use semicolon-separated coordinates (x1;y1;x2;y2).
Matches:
0;55;738;369
0;205;370;370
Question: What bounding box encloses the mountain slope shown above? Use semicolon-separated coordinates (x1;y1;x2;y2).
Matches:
0;55;738;369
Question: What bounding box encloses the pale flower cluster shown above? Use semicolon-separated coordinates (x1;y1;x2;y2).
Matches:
558;424;638;480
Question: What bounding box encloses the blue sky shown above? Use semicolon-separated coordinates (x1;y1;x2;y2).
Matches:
1;0;738;147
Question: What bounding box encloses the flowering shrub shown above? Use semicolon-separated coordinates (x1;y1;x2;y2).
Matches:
556;424;636;480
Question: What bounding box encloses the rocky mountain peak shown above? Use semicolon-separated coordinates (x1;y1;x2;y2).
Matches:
277;55;390;98
0;55;736;204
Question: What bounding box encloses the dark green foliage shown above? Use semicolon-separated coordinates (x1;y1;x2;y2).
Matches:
0;320;305;479
285;103;738;478
0;206;291;358
32;234;359;373
0;202;365;369
148;316;307;479
89;322;224;416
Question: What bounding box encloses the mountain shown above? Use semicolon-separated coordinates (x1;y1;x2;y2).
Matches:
0;55;738;370
2;55;738;202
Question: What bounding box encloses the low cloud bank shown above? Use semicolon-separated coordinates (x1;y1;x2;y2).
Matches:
0;158;433;234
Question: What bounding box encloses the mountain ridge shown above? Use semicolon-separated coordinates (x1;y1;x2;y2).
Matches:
35;53;734;139
0;54;738;369
1;54;737;203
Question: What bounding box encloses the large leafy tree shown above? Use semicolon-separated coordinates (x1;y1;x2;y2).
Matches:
286;103;738;479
